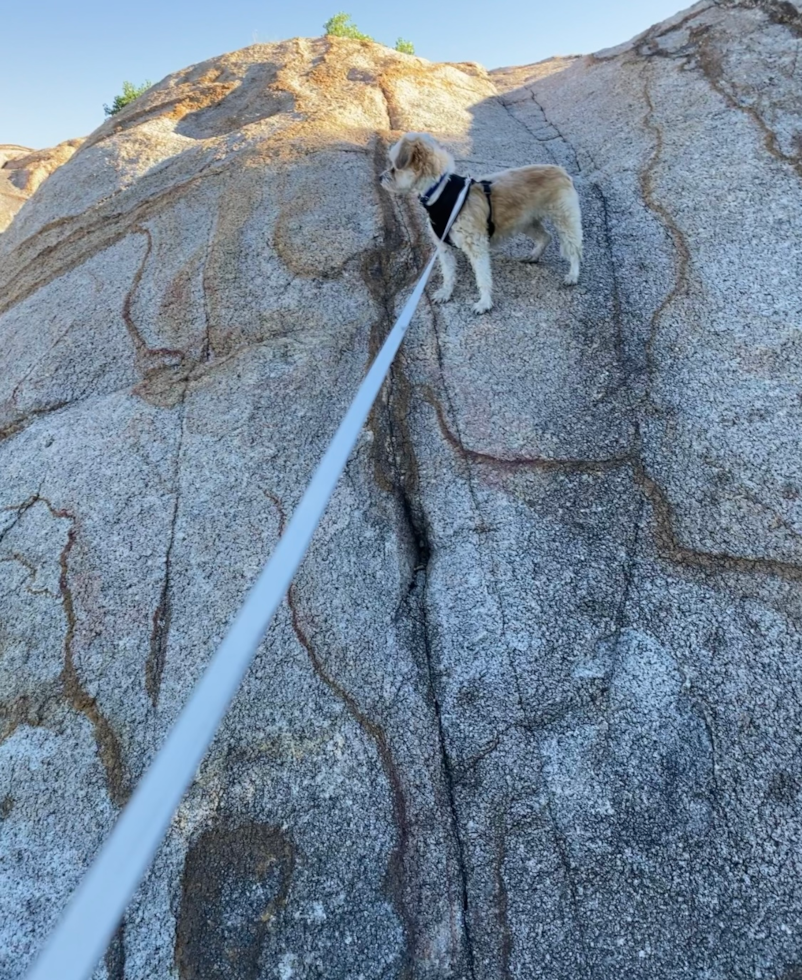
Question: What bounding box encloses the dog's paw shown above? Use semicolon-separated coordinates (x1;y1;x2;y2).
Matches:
472;298;493;314
563;273;579;286
431;288;453;304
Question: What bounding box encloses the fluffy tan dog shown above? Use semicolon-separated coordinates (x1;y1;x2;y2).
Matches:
380;132;583;313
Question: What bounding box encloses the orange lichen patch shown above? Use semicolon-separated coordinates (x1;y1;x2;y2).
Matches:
307;52;391;128
255;37;391;132
443;61;491;80
252;36;494;137
379;59;495;95
81;69;240;150
489;56;582;94
376;59;496;134
186;67;227;87
163;83;239;121
131;66;232;119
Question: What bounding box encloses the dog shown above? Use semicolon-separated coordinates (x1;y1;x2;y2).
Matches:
380;132;583;313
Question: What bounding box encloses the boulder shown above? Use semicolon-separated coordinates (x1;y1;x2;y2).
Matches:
1;3;801;977
0;139;83;233
0;146;33;233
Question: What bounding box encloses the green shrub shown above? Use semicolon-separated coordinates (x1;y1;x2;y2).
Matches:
324;13;414;53
324;13;372;42
104;80;152;117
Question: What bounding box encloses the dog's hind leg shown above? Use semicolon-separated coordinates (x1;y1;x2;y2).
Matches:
463;236;493;313
525;220;552;263
552;189;583;285
432;243;457;303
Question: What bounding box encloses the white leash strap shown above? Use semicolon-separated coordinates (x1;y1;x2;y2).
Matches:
25;177;470;980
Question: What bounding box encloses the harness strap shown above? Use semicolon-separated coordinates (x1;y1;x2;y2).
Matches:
478;180;495;238
419;174;495;244
419;173;470;245
420;172;449;207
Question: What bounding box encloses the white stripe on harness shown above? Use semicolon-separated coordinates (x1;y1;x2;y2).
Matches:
24;178;472;980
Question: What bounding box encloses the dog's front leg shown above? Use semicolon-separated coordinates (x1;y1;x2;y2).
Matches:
464;237;493;313
432;244;456;303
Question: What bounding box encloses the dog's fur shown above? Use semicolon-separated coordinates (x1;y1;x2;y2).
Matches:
380;132;583;313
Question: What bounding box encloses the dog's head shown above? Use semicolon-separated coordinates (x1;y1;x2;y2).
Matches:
380;133;455;195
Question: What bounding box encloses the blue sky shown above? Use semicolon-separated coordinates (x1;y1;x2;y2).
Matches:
2;0;686;148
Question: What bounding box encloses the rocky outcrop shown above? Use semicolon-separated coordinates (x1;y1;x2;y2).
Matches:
1;2;801;977
0;146;32;232
0;139;83;232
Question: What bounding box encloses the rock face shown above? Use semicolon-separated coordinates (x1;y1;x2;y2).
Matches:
1;2;802;977
0;139;83;232
0;146;33;233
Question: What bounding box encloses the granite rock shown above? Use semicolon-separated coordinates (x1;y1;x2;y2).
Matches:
0;139;83;233
2;3;802;977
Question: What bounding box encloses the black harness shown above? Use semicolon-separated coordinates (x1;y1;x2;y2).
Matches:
419;173;495;244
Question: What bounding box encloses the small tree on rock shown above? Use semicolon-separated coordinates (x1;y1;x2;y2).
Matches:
104;80;152;117
324;13;372;41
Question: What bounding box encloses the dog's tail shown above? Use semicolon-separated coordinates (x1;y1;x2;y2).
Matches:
554;182;583;285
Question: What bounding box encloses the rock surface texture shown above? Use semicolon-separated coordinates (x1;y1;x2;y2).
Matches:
0;146;33;233
2;2;802;977
0;139;83;232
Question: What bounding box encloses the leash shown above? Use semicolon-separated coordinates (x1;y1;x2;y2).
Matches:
24;178;472;980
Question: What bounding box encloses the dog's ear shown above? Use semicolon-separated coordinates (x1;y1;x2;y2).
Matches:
394;136;414;171
394;135;427;172
408;139;424;171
